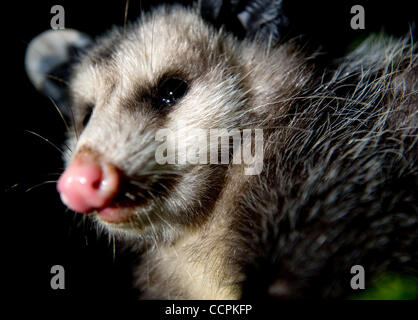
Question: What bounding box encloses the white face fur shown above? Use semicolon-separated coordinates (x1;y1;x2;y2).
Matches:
63;6;256;241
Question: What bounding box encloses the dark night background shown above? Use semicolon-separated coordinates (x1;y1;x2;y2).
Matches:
2;0;416;303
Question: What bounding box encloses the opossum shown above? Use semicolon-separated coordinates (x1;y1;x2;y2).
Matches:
25;5;417;299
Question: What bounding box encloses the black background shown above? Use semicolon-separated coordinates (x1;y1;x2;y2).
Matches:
2;0;416;305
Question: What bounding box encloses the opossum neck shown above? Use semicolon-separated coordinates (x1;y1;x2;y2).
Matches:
148;165;248;299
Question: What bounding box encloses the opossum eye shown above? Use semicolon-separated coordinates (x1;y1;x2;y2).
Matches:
82;105;94;128
154;77;188;108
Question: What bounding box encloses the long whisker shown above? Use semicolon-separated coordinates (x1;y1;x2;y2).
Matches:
152;210;177;234
150;11;155;74
124;0;130;35
24;130;67;154
46;74;69;86
144;204;160;250
66;101;79;142
25;180;57;192
47;96;71;135
4;183;20;192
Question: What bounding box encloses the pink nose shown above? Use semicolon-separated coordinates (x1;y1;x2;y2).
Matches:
57;153;120;214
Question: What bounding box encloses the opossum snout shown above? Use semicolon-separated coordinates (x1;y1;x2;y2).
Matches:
57;152;120;214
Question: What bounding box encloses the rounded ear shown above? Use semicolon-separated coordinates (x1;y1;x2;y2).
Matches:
25;29;92;117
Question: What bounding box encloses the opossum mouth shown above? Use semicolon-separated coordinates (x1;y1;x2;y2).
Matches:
96;206;132;224
89;168;184;226
94;195;148;225
93;177;173;225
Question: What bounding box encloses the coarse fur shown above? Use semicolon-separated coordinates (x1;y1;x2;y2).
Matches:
28;5;417;299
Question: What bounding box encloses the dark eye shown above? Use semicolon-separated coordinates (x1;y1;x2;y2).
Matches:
154;77;188;108
82;105;93;127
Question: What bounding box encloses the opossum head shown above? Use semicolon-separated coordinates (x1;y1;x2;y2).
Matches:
25;6;265;242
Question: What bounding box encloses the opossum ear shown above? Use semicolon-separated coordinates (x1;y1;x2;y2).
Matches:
199;0;289;44
25;29;92;117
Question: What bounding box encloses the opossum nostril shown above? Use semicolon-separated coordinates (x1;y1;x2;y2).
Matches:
92;180;101;190
57;152;120;214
